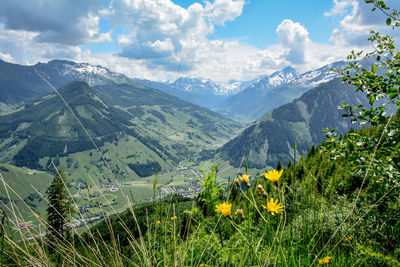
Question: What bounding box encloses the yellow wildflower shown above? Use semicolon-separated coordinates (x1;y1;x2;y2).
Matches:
156;220;161;225
262;198;284;215
318;256;332;264
238;174;250;186
264;169;283;183
199;264;205;267
171;216;177;221
234;178;239;184
215;202;232;217
348;235;354;241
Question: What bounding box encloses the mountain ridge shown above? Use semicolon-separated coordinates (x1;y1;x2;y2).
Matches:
216;78;369;168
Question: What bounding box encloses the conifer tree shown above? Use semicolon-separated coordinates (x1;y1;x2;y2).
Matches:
47;170;69;250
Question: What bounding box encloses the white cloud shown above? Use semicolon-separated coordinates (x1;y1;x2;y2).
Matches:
0;0;108;46
276;19;310;64
2;0;399;83
325;0;400;47
0;23;83;65
102;0;247;75
205;0;245;25
324;0;353;16
105;0;210;71
0;52;15;63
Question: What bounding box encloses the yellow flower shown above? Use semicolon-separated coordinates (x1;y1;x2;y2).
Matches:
348;235;354;241
262;198;284;215
264;169;283;183
215;202;232;217
318;256;332;264
171;216;177;221
238;174;250;186
156;220;161;225
234;178;239;184
199;264;205;267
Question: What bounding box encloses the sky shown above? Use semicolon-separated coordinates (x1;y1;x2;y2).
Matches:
0;0;399;82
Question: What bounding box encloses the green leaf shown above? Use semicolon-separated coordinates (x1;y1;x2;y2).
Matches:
371;64;377;73
389;92;398;99
386;18;392;25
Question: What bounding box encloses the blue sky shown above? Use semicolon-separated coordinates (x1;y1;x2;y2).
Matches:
0;0;398;82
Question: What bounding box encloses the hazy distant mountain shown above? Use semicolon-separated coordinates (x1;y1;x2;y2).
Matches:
216;66;299;121
217;78;369;168
133;76;258;109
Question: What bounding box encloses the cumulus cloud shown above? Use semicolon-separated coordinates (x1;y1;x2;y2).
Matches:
3;0;398;83
0;23;83;65
105;0;246;72
205;0;245;25
276;19;309;64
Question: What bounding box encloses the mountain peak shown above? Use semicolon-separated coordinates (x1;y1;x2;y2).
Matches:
281;66;297;75
270;66;298;78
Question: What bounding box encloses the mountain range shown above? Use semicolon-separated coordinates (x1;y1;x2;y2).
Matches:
133;62;354;122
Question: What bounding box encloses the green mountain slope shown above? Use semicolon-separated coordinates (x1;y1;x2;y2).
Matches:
0;81;241;183
0;60;50;108
0;163;54;223
217;79;369;168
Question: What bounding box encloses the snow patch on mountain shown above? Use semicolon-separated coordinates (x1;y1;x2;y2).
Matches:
291;61;347;88
169;77;252;96
35;60;132;86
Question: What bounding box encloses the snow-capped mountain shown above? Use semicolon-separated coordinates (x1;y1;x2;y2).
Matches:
215;66;299;121
133;66;299;111
245;66;298;91
289;61;347;89
163;77;256;96
34;60;132;87
217;62;354;122
133;76;265;109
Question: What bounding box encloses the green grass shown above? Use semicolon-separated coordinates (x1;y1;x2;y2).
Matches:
0;128;399;267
